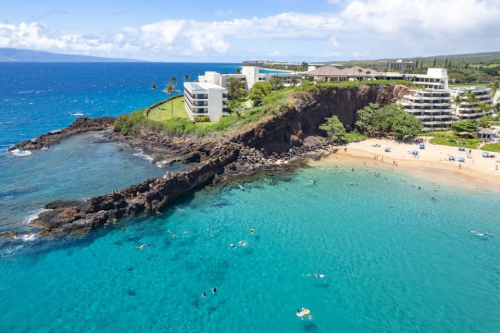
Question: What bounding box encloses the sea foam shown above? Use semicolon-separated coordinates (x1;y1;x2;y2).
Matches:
10;149;32;157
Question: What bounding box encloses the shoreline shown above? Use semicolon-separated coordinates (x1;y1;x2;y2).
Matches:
311;138;500;192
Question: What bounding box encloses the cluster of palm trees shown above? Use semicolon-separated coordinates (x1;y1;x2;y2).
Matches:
150;75;190;119
452;90;493;121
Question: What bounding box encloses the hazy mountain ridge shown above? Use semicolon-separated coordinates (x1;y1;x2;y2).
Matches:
0;48;145;62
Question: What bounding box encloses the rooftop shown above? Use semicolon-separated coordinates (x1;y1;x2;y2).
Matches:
306;65;379;76
184;82;226;91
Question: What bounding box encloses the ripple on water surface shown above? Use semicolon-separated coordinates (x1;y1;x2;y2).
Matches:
0;165;499;332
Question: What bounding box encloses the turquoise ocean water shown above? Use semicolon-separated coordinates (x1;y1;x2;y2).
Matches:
1;64;499;332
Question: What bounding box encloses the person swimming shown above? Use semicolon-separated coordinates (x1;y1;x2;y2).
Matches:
172;234;177;239
301;307;312;320
167;229;171;233
211;287;217;294
200;292;207;298
135;244;146;250
147;244;151;251
250;228;255;234
296;310;304;320
238;240;247;247
307;274;325;278
184;229;188;234
230;243;235;248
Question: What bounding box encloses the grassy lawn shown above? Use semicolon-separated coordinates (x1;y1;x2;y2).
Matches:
148;96;188;121
147;96;214;127
426;132;481;149
449;83;488;88
481;143;500;152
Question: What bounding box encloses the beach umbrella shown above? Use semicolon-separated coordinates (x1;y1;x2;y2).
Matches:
458;157;465;163
482;152;490;157
449;155;455;160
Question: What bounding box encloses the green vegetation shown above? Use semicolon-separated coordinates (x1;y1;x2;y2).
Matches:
248;81;272;106
194;115;210;122
115;79;416;139
319;115;347;143
345;132;368;143
227;77;246;100
427;132;481;149
480;144;500;153
147;95;186;121
452;119;477;133
354;103;422;138
269;76;284;91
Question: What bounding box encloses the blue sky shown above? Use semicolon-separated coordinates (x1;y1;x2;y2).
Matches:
0;0;499;62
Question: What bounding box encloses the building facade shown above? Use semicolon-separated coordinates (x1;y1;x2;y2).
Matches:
184;82;228;121
198;66;301;90
400;89;453;132
378;59;416;72
449;87;493;121
306;66;379;82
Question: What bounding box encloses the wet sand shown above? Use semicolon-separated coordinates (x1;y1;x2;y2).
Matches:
312;138;500;192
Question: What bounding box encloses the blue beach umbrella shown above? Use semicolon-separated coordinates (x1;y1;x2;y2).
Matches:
449;155;455;160
458;157;465;163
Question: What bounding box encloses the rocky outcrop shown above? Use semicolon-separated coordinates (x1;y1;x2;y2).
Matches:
30;143;241;235
9;117;116;151
233;84;403;154
16;83;406;237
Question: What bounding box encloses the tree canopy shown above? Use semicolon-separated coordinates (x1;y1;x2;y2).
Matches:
319;115;347;143
248;81;272;106
269;76;284;91
227;77;246;100
452;119;477;133
355;103;422;138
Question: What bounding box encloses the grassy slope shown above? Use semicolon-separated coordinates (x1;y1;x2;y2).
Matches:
420;131;482;149
148;96;188;121
480;143;500;152
115;80;414;138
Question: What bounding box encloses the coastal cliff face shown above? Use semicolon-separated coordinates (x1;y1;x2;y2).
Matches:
11;83;409;237
234;84;408;154
9;117;115;151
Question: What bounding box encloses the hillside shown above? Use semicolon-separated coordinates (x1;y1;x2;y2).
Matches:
326;51;500;69
0;48;145;63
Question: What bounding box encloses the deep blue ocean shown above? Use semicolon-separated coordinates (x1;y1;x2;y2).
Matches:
0;63;499;333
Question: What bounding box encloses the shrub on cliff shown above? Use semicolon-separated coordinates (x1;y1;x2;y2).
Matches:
113;111;146;135
355;103;422;138
194;115;211;122
319;115;347;143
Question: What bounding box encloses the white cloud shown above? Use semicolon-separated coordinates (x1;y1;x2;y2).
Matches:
1;1;500;61
190;33;229;53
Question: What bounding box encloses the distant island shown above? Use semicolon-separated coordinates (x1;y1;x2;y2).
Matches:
0;48;146;63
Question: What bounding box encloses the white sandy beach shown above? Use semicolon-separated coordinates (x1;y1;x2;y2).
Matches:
313;138;500;191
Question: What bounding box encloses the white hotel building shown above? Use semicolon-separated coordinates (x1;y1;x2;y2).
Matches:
184;66;301;121
184;82;229;121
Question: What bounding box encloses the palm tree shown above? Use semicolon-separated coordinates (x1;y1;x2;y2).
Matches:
383;68;388;79
151;84;158;103
235;68;241;74
184;75;189;82
171;77;177;86
357;68;363;81
487;81;499;100
290;77;298;87
478;102;491;115
301;61;308;72
452;94;463;120
163;83;176;119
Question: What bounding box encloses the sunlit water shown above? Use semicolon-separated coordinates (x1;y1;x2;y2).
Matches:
1;165;499;333
1;63;499;332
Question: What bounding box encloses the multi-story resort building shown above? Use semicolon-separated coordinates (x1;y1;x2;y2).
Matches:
400;89;454;132
306;66;379;82
449;87;493;121
378;59;416;72
184;82;228;121
198;66;301;90
306;67;448;89
184;66;300;121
